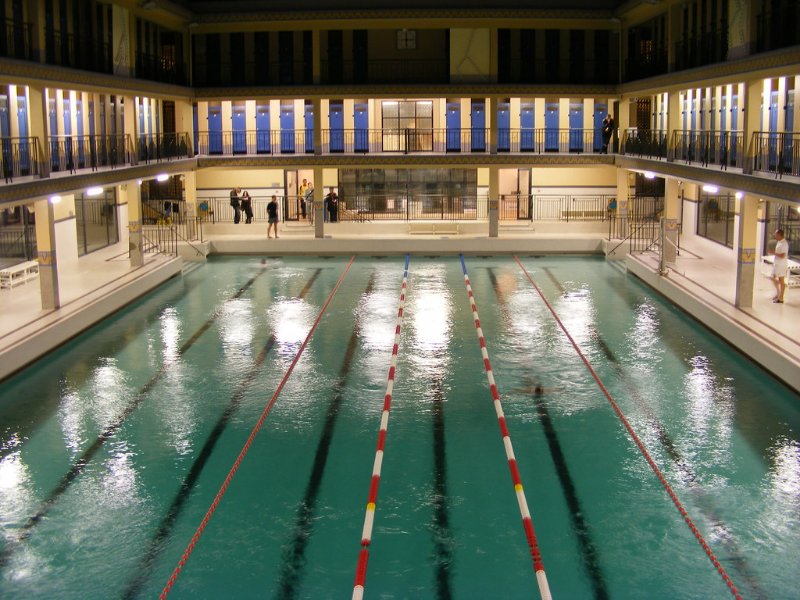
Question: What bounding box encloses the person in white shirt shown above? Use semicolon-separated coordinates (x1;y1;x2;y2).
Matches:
772;229;789;303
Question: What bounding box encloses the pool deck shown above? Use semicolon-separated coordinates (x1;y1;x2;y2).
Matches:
1;227;798;392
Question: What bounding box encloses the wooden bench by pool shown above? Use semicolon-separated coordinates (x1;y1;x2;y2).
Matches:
0;260;39;289
408;223;461;235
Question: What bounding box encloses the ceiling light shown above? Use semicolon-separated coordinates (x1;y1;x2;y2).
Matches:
702;185;719;194
49;195;61;204
156;173;169;182
86;186;103;196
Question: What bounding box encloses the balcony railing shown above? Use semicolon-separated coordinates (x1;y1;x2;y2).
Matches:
194;128;607;156
321;59;449;85
671;130;744;170
674;25;728;71
1;137;40;182
0;18;32;60
621;129;669;160
44;29;113;74
751;132;800;178
138;133;193;163
135;51;188;86
48;134;133;173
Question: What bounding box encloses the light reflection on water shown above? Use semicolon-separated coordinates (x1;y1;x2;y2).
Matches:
0;257;798;599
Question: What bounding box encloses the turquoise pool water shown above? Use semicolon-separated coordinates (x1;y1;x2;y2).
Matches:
0;256;798;599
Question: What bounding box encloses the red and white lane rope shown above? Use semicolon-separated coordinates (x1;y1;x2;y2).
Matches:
513;255;743;599
352;254;409;600
460;255;552;600
160;257;356;599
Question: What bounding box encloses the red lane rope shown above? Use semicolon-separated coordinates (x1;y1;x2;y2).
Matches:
160;256;356;599
352;254;409;600
460;255;552;600
513;255;743;600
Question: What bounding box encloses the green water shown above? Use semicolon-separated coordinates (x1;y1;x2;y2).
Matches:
0;256;798;599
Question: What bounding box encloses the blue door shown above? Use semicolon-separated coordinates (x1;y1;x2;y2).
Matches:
305;102;314;153
471;100;485;152
76;99;85;166
280;103;295;153
256;103;270;153
232;107;247;154
16;95;30;173
446;101;460;152
783;90;794;173
193;103;199;155
497;101;510;152
544;102;558;152
329;101;344;152
208;105;222;154
49;98;59;170
63;97;73;169
354;102;368;153
593;103;606;152
568;101;582;152
520;101;534;152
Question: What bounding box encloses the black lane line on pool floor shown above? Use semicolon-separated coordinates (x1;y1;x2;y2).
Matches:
431;365;454;600
486;266;609;600
529;260;763;599
0;265;277;572
0;274;202;464
587;325;767;600
274;273;375;599
122;268;323;600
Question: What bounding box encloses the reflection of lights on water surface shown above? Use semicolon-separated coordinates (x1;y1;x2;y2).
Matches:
770;440;800;496
159;307;181;364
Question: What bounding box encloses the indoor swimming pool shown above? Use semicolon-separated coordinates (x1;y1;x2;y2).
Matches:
0;255;798;599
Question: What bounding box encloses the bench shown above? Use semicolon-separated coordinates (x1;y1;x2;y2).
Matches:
762;255;800;287
0;260;39;289
408;223;460;235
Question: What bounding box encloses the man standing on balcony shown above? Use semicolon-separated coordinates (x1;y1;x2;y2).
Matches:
230;187;242;224
601;115;614;154
771;229;789;303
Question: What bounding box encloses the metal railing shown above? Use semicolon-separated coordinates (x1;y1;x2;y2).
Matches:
142;225;178;256
48;134;132;173
607;195;665;254
621;129;669;160
138;133;193;163
0;18;32;60
671;130;744;169
0;226;36;260
751;132;800;178
195;128;607;156
1;137;40;182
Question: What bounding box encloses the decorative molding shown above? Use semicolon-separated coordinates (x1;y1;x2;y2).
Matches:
738;247;756;264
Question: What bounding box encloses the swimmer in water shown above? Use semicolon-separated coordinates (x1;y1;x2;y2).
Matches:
515;381;563;396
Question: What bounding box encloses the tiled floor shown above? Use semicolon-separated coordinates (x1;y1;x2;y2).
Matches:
1;231;797;388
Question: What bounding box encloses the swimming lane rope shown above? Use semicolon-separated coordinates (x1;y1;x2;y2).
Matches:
513;255;743;600
460;255;552;600
352;254;409;600
160;256;356;599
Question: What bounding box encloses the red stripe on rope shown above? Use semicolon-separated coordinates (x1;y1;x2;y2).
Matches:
355;549;369;585
460;258;551;600
159;256;356;599
513;255;743;600
353;260;410;599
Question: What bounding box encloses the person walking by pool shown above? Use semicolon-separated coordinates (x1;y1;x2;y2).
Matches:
325;187;338;222
230;187;242;224
771;228;789;303
241;190;253;224
267;194;279;238
298;178;309;219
